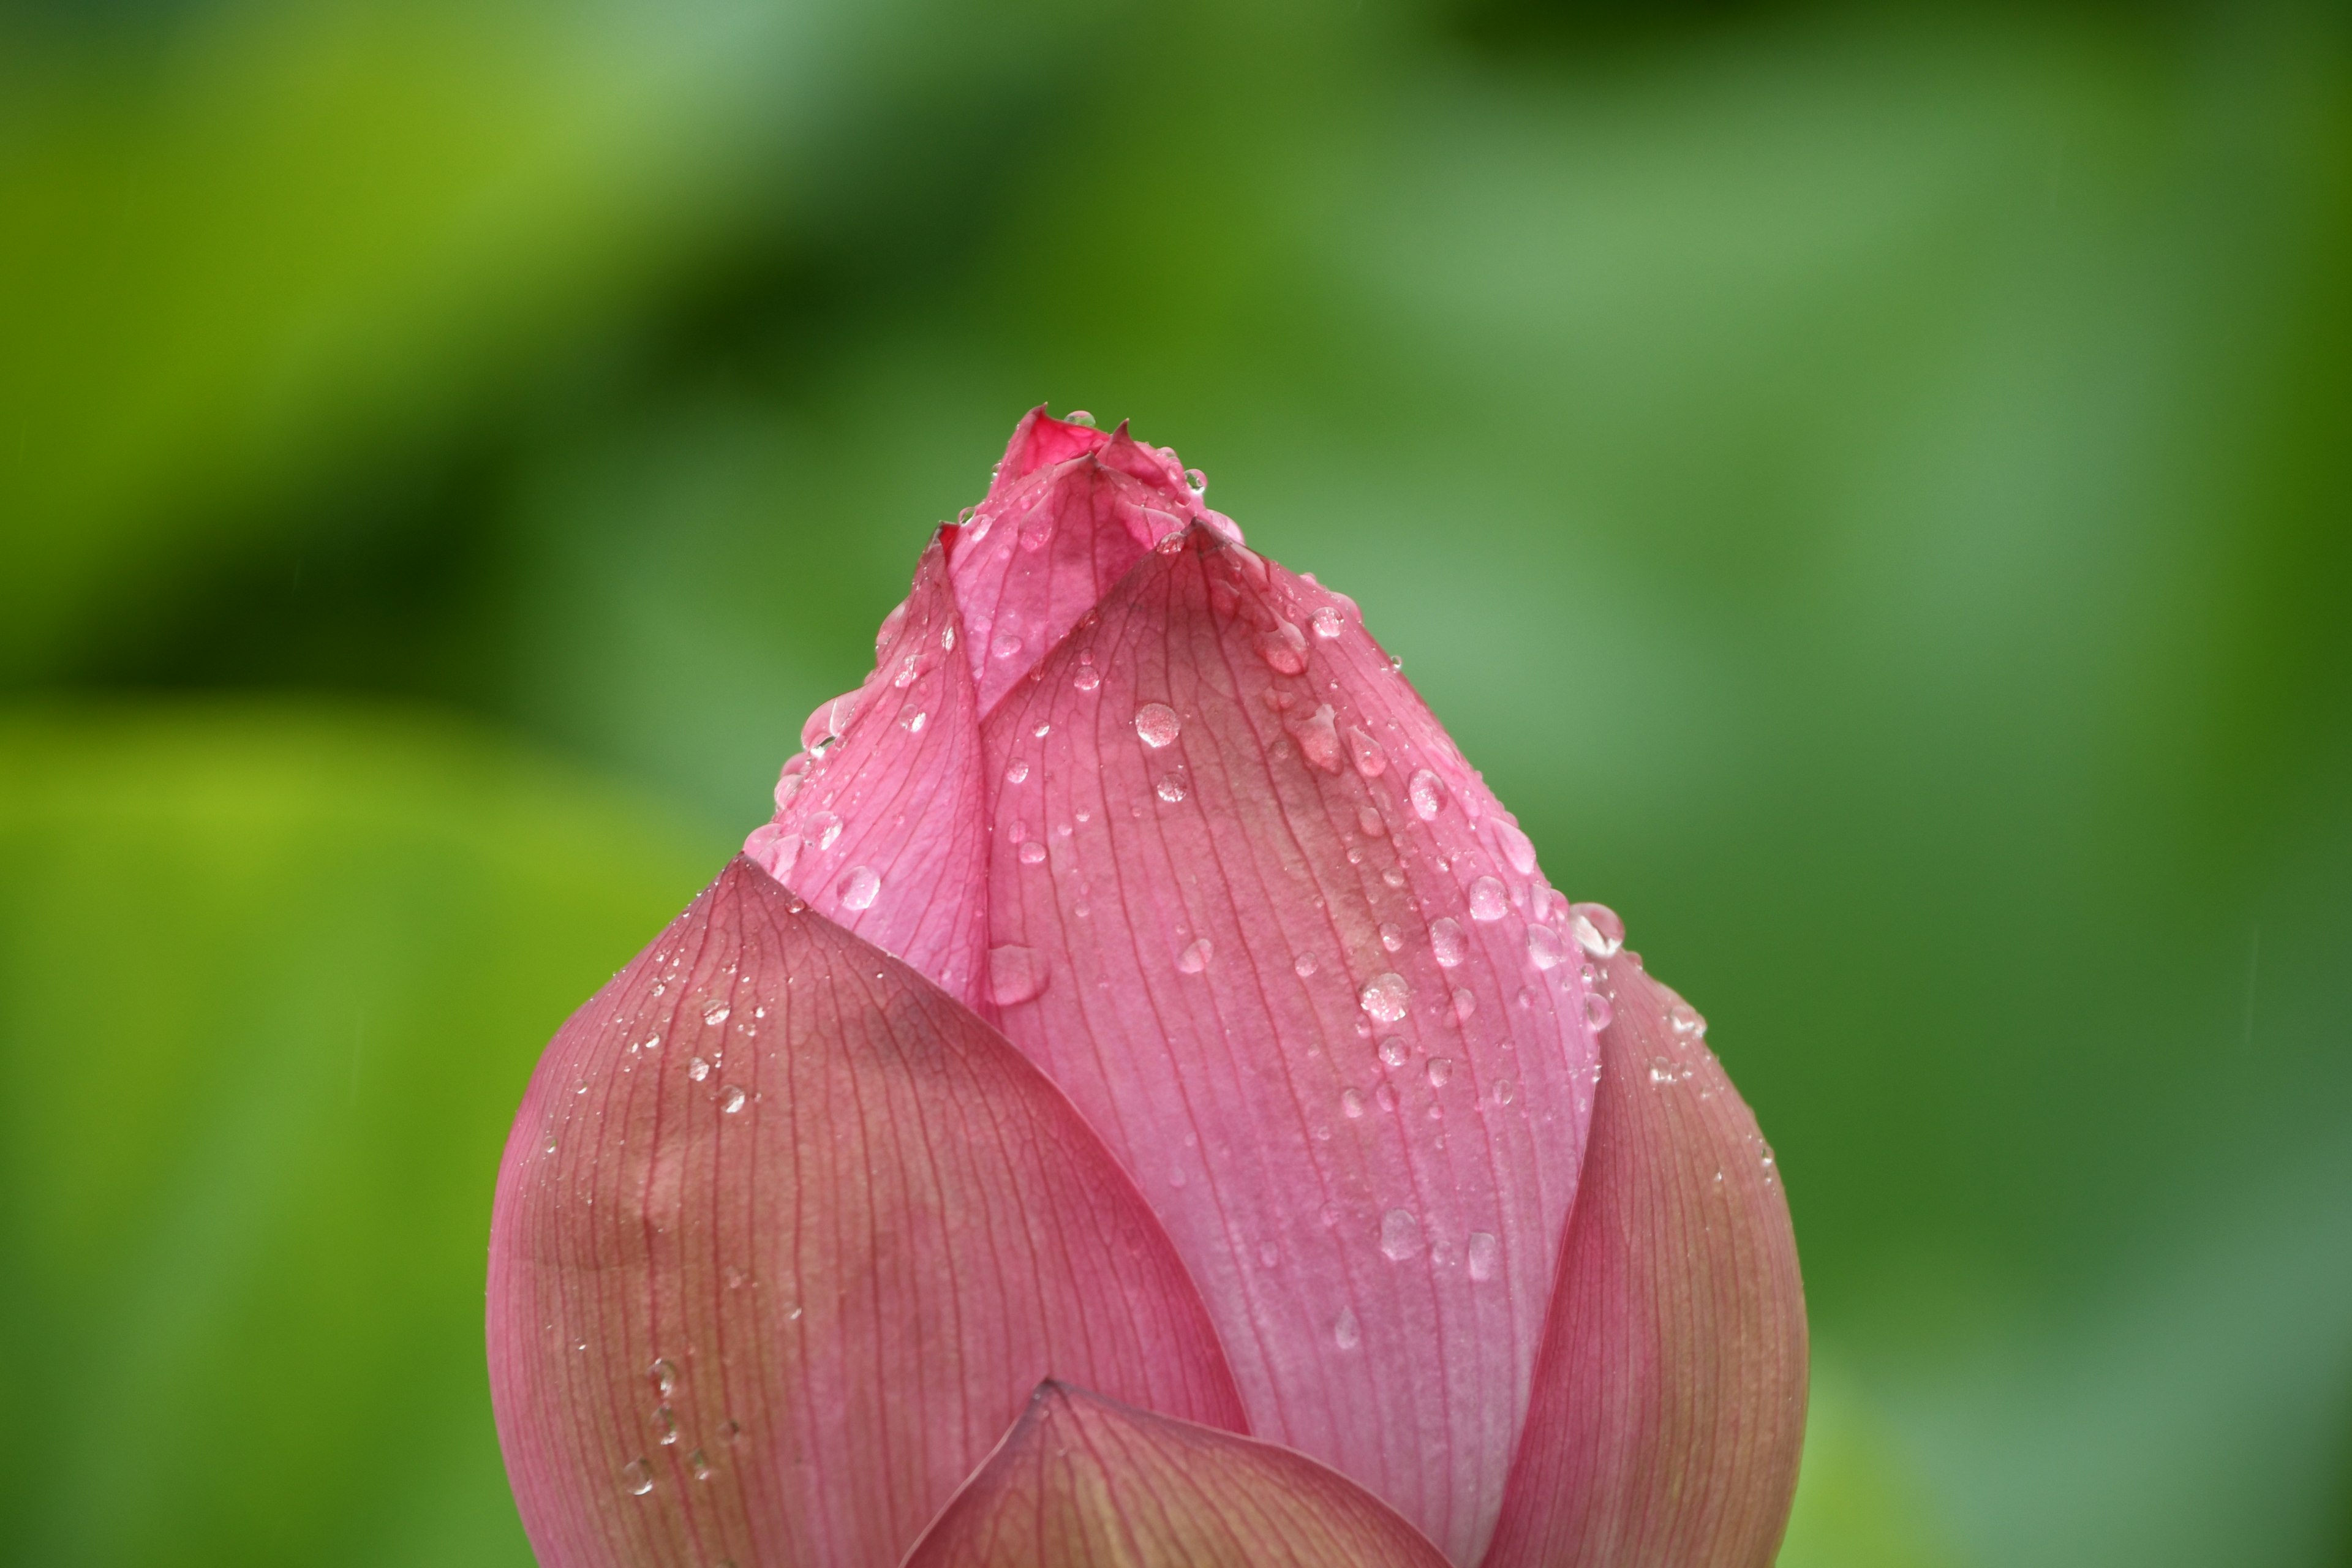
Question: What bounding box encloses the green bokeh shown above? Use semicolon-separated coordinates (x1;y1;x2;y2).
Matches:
1;0;2345;1562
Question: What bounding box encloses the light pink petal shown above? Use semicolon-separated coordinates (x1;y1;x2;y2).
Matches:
488;859;1245;1568
947;412;1207;714
981;526;1601;1563
1480;954;1807;1568
904;1382;1452;1568
747;536;992;1008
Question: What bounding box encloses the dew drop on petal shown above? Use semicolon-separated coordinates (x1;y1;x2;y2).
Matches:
1257;620;1309;675
688;1057;710;1082
1379;1036;1409;1069
1570;901;1626;957
1409;769;1447;821
1334;1308;1362;1350
1430;916;1466;968
1156;774;1188;804
1347;728;1388;778
1380;1208;1423;1261
1453;989;1478;1020
806;812;842;852
703;1001;731;1027
1073;658;1102;693
1294;953;1317;978
1358;804;1385;837
689;1449;716;1482
1583;990;1615;1030
1375;1082;1398;1111
837;865;881;911
651;1359;679;1397
1469;876;1509;922
1670;1001;1708;1038
1065;409;1095;427
1006;759;1030;784
1379;922;1404;953
989;945;1049;1006
1360;972;1410;1023
1178;937;1213;974
1017;839;1048;866
1382;867;1406;889
1311;605;1347;639
721;1085;747;1114
1426;1057;1453;1088
1494;820;1538;875
990;631;1023;660
1341;1088;1366;1118
1033;721;1052;739
1135;703;1182;748
622;1459;654;1497
1526;923;1569;970
1467;1231;1500;1282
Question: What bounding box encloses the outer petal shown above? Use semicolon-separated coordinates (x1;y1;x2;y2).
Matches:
487;859;1246;1568
981;526;1602;1563
1480;952;1808;1568
747;537;992;1008
904;1382;1452;1568
948;410;1221;715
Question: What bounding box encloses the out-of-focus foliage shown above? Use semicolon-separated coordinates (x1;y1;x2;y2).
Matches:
1;0;2346;1563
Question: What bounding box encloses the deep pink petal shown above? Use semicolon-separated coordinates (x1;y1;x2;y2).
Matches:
947;411;1215;714
1480;954;1807;1568
487;859;1246;1568
979;526;1602;1562
746;536;992;1008
904;1382;1452;1568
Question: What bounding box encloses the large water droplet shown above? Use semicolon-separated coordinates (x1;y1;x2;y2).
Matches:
1334;1308;1362;1350
721;1085;747;1114
1379;922;1404;953
1467;1231;1500;1282
1670;1000;1708;1038
1426;1057;1454;1088
837;865;881;911
1065;409;1096;427
989;945;1049;1006
1177;937;1213;974
1380;1208;1423;1261
1294;953;1317;978
1569;901;1625;957
1468;876;1509;922
1310;605;1347;639
1292;704;1343;773
1409;769;1446;821
1360;972;1410;1023
990;631;1023;660
703;1000;731;1027
1257;620;1309;675
1379;1036;1409;1069
1494;820;1537;875
1134;703;1182;748
622;1459;654;1497
1005;759;1030;784
1072;656;1102;693
1583;990;1615;1030
1347;728;1387;777
1526;924;1568;970
1341;1088;1366;1118
1018;839;1047;866
1430;916;1466;967
805;812;842;853
1156;774;1188;804
651;1358;679;1396
688;1057;710;1082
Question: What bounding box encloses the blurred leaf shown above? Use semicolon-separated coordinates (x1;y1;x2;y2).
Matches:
0;703;714;1567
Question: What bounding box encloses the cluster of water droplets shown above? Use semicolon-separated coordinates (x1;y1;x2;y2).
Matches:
620;1357;746;1499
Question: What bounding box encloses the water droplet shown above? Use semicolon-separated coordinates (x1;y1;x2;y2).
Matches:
1187;467;1209;494
1257;620;1309;674
1670;1001;1707;1038
1467;1231;1500;1281
900;709;927;733
1033;720;1052;739
1427;1057;1454;1088
941;623;957;650
622;1458;654;1496
1409;769;1447;821
1065;409;1096;427
1310;605;1347;639
1360;972;1410;1023
1494;820;1537;875
1156;774;1188;804
1583;991;1615;1030
1006;759;1030;784
1333;1308;1362;1350
1453;989;1477;1020
1382;867;1406;889
1469;876;1509;922
1493;1079;1517;1106
837;865;881;911
989;945;1049;1006
1341;1088;1367;1118
1178;937;1213;973
688;1057;710;1082
1347;728;1388;777
1379;922;1404;952
806;812;842;853
1358;804;1386;837
1294;953;1317;978
1569;902;1625;957
1134;703;1182;748
1018;839;1047;865
892;655;919;689
1375;1082;1398;1110
655;1404;678;1444
689;1449;717;1482
1430;917;1466;967
1290;704;1343;772
721;1085;747;1114
990;631;1023;660
1526;924;1568;970
703;1001;731;1027
717;1419;741;1444
1380;1208;1423;1261
1073;658;1102;693
1379;1037;1409;1069
651;1359;679;1396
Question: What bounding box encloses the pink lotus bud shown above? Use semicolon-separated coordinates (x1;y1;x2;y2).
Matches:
489;409;1806;1566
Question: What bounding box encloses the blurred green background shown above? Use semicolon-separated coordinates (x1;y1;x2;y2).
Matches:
2;0;2346;1562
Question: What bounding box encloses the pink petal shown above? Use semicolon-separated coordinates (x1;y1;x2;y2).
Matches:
1480;954;1807;1568
747;536;992;1009
981;527;1600;1563
947;410;1210;715
905;1382;1452;1568
488;859;1245;1568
